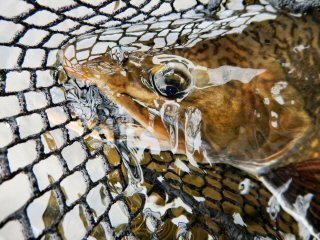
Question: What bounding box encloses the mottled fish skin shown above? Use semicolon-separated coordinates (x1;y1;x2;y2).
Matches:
167;12;320;171
62;10;320;239
62;12;319;172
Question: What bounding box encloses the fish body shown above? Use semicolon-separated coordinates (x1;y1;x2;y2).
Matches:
62;10;320;238
63;12;319;173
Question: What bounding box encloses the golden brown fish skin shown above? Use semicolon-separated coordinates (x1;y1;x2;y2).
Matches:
63;12;320;171
61;11;320;239
169;12;320;128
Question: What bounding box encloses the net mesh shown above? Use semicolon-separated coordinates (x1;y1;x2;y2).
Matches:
0;1;215;239
0;0;316;239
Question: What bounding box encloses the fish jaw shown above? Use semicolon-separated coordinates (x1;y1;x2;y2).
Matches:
62;52;190;155
94;87;189;156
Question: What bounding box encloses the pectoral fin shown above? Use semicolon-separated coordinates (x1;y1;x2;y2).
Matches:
260;159;320;238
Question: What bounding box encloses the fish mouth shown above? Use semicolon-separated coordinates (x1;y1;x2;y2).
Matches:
130;96;212;165
112;93;186;154
130;95;190;154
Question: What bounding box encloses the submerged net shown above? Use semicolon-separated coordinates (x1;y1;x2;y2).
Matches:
0;0;319;240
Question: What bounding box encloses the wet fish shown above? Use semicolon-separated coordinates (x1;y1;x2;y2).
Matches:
62;11;320;238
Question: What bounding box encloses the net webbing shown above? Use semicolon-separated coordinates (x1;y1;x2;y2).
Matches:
0;1;211;239
2;0;318;239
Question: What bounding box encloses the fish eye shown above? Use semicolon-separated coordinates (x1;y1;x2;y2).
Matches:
151;62;192;98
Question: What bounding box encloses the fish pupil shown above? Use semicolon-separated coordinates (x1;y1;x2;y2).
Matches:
157;74;185;97
163;85;178;96
152;64;191;98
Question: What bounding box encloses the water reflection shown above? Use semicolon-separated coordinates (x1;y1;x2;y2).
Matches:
57;1;320;239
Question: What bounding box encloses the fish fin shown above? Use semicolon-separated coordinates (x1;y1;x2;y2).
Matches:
260;159;320;237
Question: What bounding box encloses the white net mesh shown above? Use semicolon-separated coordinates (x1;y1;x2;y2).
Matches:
1;0;319;239
0;1;215;239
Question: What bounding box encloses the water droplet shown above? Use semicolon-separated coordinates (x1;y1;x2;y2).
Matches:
239;178;252;195
184;107;202;166
160;101;180;153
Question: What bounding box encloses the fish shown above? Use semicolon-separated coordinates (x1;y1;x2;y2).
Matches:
61;10;320;239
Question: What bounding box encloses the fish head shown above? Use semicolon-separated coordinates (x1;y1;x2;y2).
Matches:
62;47;254;158
62;43;312;171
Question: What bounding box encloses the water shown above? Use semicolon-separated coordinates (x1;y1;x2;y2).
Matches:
160;101;180;154
57;1;320;239
184;107;202;166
